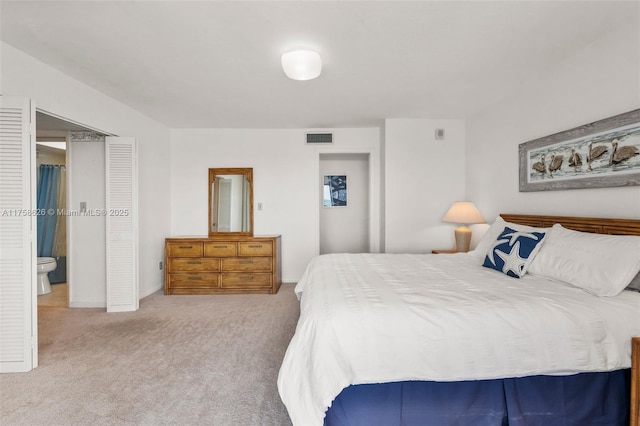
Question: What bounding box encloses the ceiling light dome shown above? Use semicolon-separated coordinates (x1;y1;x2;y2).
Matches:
281;49;322;81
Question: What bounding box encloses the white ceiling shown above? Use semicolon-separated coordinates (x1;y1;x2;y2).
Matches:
1;1;636;129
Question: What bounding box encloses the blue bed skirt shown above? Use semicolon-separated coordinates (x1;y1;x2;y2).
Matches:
324;369;630;426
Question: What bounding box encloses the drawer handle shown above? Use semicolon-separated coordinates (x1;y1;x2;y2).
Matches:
239;260;254;265
239;275;254;281
248;245;263;248
187;261;201;265
187;276;202;280
179;245;193;249
213;245;229;249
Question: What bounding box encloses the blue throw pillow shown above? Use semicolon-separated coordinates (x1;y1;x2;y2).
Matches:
483;227;546;278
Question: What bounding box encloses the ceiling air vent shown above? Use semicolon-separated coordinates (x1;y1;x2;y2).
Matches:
306;133;333;144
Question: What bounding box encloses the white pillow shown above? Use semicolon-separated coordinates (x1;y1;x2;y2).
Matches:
469;216;549;263
528;224;640;297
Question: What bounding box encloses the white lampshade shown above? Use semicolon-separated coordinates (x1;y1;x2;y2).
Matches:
281;49;322;81
442;201;485;252
443;201;485;225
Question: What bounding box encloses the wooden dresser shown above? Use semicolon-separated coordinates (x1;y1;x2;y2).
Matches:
164;235;281;295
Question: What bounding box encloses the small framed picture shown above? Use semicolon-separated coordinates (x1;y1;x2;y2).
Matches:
323;175;347;207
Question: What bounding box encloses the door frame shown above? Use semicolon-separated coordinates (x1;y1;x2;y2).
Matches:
36;108;114;309
33;107;139;309
314;147;380;256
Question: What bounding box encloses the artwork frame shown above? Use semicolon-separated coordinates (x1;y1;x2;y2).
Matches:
519;109;640;192
323;175;347;207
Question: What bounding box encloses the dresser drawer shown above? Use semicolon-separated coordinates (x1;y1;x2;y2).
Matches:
238;241;272;256
204;242;237;257
221;257;272;272
167;242;203;257
168;273;219;288
221;273;271;288
168;258;220;272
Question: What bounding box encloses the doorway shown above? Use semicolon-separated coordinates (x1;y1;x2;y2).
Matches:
35;111;110;308
319;153;370;254
34;139;67;307
36;112;87;307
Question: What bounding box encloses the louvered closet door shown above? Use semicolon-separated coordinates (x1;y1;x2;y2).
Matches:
0;97;37;372
105;137;138;312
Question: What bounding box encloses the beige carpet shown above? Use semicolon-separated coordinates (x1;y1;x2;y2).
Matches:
1;284;300;426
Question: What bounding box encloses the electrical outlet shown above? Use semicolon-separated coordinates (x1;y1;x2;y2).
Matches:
159;261;163;270
257;202;263;211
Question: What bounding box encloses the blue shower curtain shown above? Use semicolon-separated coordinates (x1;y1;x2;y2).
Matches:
37;165;63;257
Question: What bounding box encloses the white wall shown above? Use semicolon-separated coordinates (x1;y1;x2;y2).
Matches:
170;128;380;282
384;119;467;253
7;19;633;295
69;141;106;306
1;42;171;304
466;25;640;224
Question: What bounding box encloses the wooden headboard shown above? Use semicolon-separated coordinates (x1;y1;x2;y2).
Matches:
500;213;640;236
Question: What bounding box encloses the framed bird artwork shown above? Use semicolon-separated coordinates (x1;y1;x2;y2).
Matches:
519;108;640;191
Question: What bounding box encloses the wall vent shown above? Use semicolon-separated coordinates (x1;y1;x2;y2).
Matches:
306;133;333;144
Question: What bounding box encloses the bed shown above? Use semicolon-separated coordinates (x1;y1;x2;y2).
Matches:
278;214;640;426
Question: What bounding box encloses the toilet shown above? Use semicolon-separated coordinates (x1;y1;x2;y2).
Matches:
37;257;57;295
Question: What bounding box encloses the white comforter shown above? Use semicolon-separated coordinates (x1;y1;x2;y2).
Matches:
277;253;640;426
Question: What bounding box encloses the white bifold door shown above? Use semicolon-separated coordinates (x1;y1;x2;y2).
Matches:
105;137;138;313
0;101;139;373
0;97;37;373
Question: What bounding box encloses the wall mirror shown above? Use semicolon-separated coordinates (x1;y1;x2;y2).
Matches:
208;168;253;236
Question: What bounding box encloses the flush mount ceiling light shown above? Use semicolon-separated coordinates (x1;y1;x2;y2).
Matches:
281;49;322;81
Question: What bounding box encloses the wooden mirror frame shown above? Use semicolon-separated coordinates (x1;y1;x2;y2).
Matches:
208;167;254;237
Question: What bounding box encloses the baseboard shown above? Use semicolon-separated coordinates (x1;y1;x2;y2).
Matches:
68;301;105;308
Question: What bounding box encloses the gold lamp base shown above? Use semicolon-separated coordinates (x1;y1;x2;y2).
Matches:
454;226;472;252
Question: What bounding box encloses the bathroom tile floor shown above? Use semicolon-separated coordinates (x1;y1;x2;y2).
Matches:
38;283;68;307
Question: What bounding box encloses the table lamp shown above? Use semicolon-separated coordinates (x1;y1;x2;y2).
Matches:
443;201;485;252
